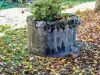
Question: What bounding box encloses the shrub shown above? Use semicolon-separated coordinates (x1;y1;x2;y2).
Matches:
31;0;63;21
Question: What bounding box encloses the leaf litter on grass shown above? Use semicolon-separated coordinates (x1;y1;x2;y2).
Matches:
0;10;100;75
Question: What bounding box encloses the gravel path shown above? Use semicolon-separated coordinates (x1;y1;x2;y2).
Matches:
0;2;95;29
0;8;31;29
62;2;95;13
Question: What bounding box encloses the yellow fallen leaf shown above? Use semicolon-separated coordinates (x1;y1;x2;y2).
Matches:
51;65;54;68
75;70;79;72
2;57;6;61
74;59;78;62
73;67;76;71
12;36;15;39
89;70;95;75
97;25;100;30
39;61;43;65
0;42;4;45
81;70;85;72
14;72;18;75
46;67;50;70
67;62;71;64
64;64;67;66
61;59;66;63
91;71;95;75
29;65;33;69
79;73;82;75
94;56;97;59
93;60;97;64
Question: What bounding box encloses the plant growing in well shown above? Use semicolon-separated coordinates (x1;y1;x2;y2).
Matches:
31;0;64;21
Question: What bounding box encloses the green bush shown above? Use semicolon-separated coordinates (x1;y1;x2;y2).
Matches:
31;0;63;21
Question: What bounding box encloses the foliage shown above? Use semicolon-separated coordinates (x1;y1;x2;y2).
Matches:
31;0;95;21
31;0;63;21
0;10;100;74
0;1;29;10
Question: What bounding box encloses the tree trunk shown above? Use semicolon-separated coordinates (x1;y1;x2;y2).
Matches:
94;0;100;12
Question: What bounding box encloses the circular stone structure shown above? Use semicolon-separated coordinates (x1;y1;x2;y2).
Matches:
27;15;81;57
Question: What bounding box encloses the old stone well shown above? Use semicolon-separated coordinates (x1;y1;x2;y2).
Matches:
27;15;81;57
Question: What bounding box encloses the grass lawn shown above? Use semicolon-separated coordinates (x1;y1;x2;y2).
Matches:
0;10;100;74
61;0;95;5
